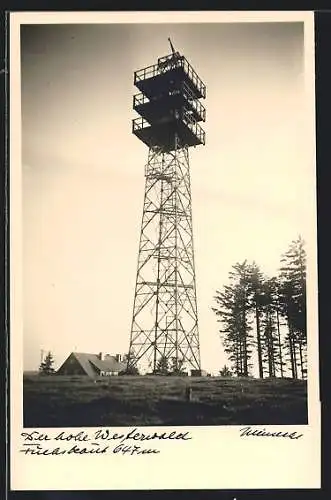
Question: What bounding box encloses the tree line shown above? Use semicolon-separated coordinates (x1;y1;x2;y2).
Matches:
213;236;307;379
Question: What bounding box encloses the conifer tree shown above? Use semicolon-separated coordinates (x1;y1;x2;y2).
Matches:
213;261;254;377
260;277;286;377
156;354;170;374
123;350;140;374
39;351;55;375
245;262;266;378
170;357;185;374
278;236;307;379
219;365;232;376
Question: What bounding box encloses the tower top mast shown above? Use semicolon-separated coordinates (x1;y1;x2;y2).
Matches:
168;37;176;55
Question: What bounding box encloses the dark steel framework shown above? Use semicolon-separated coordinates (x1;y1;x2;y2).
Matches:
127;46;206;374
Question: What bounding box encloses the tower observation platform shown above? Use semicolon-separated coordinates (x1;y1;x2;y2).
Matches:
132;50;206;152
127;42;206;375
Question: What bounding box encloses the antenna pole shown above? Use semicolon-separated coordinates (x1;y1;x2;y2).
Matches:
168;37;176;55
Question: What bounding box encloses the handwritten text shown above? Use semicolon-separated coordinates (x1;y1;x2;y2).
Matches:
20;427;192;457
239;426;303;440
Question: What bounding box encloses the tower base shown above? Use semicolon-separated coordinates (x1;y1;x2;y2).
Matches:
190;369;208;377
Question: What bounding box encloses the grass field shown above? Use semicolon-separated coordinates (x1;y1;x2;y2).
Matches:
23;374;308;427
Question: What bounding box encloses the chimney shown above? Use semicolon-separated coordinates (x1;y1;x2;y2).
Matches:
97;352;103;360
115;354;122;362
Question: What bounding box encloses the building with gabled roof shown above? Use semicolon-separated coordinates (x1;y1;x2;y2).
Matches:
57;352;126;377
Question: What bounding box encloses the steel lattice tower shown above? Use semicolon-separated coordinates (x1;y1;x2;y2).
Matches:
127;43;206;374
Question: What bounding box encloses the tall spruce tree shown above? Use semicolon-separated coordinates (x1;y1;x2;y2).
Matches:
213;261;254;377
273;277;285;378
278;236;307;379
245;262;266;378
259;277;286;378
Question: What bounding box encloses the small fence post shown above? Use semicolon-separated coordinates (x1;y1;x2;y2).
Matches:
185;386;192;401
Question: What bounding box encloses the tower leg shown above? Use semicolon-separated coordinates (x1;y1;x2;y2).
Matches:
127;140;201;374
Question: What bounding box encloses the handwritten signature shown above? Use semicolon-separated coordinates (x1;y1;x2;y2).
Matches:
239;426;303;439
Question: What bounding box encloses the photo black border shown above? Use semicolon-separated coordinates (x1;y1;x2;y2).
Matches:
2;5;330;500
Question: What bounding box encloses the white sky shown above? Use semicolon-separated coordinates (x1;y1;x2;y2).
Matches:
20;21;315;373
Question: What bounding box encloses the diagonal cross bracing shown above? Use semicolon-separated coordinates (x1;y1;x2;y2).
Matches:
127;139;201;373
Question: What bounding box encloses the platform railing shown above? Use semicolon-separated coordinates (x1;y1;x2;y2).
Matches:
182;82;206;121
189;98;206;121
134;54;206;99
133;93;150;107
134;64;160;83
132;116;151;132
134;87;205;122
133;114;205;145
182;113;206;145
182;107;196;126
182;58;206;98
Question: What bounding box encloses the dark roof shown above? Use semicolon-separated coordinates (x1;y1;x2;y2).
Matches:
67;353;126;376
89;355;126;373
